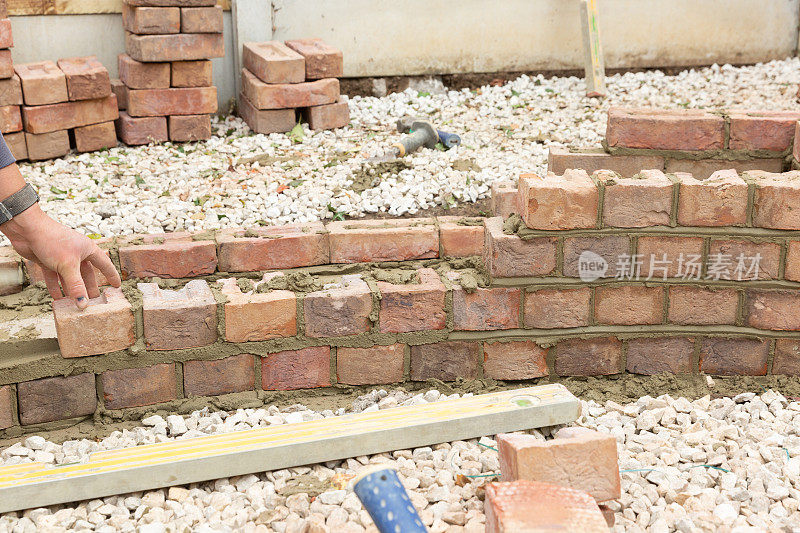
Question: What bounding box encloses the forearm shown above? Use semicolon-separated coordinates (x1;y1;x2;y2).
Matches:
0;163;46;241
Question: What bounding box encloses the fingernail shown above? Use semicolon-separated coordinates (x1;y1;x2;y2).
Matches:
77;297;85;302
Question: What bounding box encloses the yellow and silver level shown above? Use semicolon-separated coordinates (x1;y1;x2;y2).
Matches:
0;384;579;513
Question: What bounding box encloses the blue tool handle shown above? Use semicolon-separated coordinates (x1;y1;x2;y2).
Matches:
437;130;461;149
353;466;428;533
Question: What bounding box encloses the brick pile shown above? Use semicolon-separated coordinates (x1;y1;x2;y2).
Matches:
239;39;349;134
115;0;224;145
0;0;22;159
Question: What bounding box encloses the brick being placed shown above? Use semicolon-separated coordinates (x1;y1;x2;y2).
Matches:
15;61;68;106
56;56;111;101
53;287;135;358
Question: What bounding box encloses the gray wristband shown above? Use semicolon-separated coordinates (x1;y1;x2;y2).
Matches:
0;184;39;225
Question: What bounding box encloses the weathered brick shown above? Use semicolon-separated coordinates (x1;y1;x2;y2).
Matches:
18;373;97;425
524;287;591;329
0;18;11;48
115;111;168;145
0;51;11;80
452;284;520;331
0;104;21;133
301;99;350;130
728;110;800;151
484;217;557;278
242;41;305;84
126;0;216;5
707;239;781;280
746;290;800;331
127;87;216;117
0;74;22;107
239;93;296;134
285;38;344;80
677;169;748;226
337;344;405;385
637;236;704;279
183;354;255;397
15;61;68;106
555;337;622;376
750;170;800;230
600;169;674;228
773;339;800;375
22;95;118;134
606;107;725;151
0;3;7;19
101;363;177;409
125;32;225;62
169;114;211;142
111;78;127;110
119;233;217;279
74;121;117;153
218;274;297;342
483;341;548;380
241;70;338;110
626;337;695;374
4;131;26;160
304;275;372;337
171;60;212;87
563;235;629;279
699;338;769;375
328;219;438;263
377;268;446;333
118;54;170;89
595;286;664;325
0;246;22;295
180;6;222;33
548;146;664;177
665;158;783;178
410;341;481;381
786;241;800;282
518;170;598;230
57;56;111;101
216;222;329;272
122;3;180;34
262;347;331;390
25;130;70;161
140;279;217;350
437;216;485;257
0;385;13;430
490;180;519;218
668;287;739;325
53;287;135;358
795;121;800;164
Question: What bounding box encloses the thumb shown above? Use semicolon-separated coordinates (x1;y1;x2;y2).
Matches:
59;265;89;310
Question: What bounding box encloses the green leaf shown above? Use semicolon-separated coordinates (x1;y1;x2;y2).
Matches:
134;175;145;187
327;204;345;221
87;197;98;203
511;89;521;97
159;191;171;197
87;233;102;239
289;179;304;187
417;91;431;98
193;195;210;206
287;122;305;144
50;186;67;195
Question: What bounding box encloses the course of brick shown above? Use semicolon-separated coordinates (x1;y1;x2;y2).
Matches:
0;1;21;160
239;39;349;134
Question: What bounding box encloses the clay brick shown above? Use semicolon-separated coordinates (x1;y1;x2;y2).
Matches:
0;75;22;107
410;341;482;381
337;344;405;385
637;236;704;279
668;286;739;325
101;363;177;409
183;354;255;397
25;130;70;161
125;32;225;62
699;338;769;375
22;95;118;134
728;110;800;151
242;41;305;84
665;158;783;178
15;61;68;106
595;286;664;325
786;241;800;282
0;385;13;430
53;287;135;358
437;216;485;257
707;239;781;280
518;170;598;230
216;222;329;272
548;146;664;177
0;246;22;295
111;79;127;110
26;244;113;286
285;38;344;80
4;131;26;160
238;93;296;134
304;275;372;338
328;219;438;263
57;56;111;101
0;50;12;80
497;430;620;502
563;235;630;279
0;18;11;48
180;6;222;33
218;274;297;342
524;287;591;329
0;104;21;133
302;99;350;130
171;60;212;87
600;169;674;228
262;347;331;390
451;283;520;331
169;114;211;142
746;290;800;331
484;217;557;278
126;0;216;5
139;279;218;350
119;234;217;279
377;268;446;333
606;107;725;151
118;54;170;89
74;121;117;153
773;339;800;375
626;337;695;374
555;337;622;376
677;169;749;226
18;373;97;425
483;341;548;380
795;122;800;164
241;70;339;110
122;3;180;34
750;170;800;230
127;86;216;117
490;180;519;218
115;112;168;145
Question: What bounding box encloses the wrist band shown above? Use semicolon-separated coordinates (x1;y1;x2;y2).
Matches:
0;184;39;225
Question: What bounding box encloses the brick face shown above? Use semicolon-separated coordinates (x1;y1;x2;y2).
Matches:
18;373;97;425
707;239;781;280
102;363;177;409
180;5;223;33
437;216;485;258
728;111;800;151
116;112;168;145
484;217;557;278
242;41;305;85
524;287;591;329
127;87;217;117
328;219;438;263
746;290;800;331
786;241;800;282
285;38;344;80
518;170;598;230
183;354;255;397
169;114;211;142
665;158;783;178
262;347;331;390
626;337;695;374
606;107;725;151
118;54;170;89
562;235;630;279
453;286;521;331
554;337;622;376
53;287;136;358
119;236;217;279
483;341;548;380
699;338;769;375
410;341;482;381
171;60;212;88
218;276;297;342
140;280;218;350
594;286;664;325
301;100;350;131
490;181;519;218
22;95;119;134
547;147;664;177
125;32;225;62
677;170;749;227
216;223;329;272
241;70;339;110
751;171;800;230
122;4;180;34
0;75;22;107
337;344;405;385
239;94;296;134
377;268;446;333
0;385;14;430
303;275;373;337
668;287;739;325
15;61;68;106
74;121;117;153
773;340;800;375
25;130;70;161
57;56;111;101
600;169;674;228
637;236;704;279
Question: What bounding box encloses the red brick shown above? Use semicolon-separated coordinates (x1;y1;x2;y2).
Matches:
18;373;97;425
337;344;405;385
563;235;630;279
746;290;800;331
0;385;14;430
677;169;748;226
665;158;783;178
699;338;769;375
111;79;127;110
218;274;297;342
115;111;168;145
600;169;674;228
242;41;305;84
0;74;22;106
4;131;26;160
728;110;800;151
22;95;118;134
169;114;211;142
127;86;216;117
410;341;481;381
0;2;7;18
626;337;695;374
53;287;135;358
751;170;800;230
490;180;519;218
119;234;217;279
773;339;800;375
668;287;739;325
126;0;216;5
241;70;339;110
0;104;21;133
74;121;117;153
140;279;218;350
483;341;548;380
101;363;177;409
606;107;725;151
238;93;296;134
524;287;591;329
548;146;664;177
0;18;11;48
452;284;520;331
15;61;68;106
302;99;350;131
595;286;663;325
0;50;12;79
171;60;212;87
122;3;180;34
786;241;800;282
484;217;557;278
25;130;70;161
0;246;22;295
183;354;255;397
216;222;329;272
519;170;598;230
328;218;438;263
125;32;225;62
180;5;222;33
262;347;331;390
707;239;781;280
637;236;704;279
304;275;372;337
437;216;484;257
555;337;622;376
795;121;800;163
377;268;446;333
118;54;170;89
57;56;111;101
285;38;344;80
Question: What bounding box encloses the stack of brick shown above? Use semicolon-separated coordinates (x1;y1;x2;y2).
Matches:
0;1;23;159
116;0;223;145
239;39;349;134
